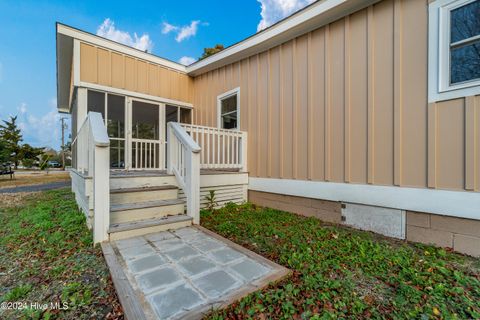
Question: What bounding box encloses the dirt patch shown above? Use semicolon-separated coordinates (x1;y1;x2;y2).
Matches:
0;192;36;209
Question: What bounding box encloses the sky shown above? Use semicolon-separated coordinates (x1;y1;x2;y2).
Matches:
0;0;314;150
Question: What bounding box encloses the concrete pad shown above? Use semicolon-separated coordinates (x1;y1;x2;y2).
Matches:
192;270;240;298
208;247;245;264
178;256;216;276
115;237;148;250
136;266;182;293
150;284;204;319
127;254;166;274
106;227;289;320
120;245;156;261
145;231;175;242
229;259;269;282
164;245;199;261
191;238;225;252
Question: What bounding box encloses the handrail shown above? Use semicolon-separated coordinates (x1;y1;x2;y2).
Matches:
74;112;110;244
167;122;200;224
88;112;110;147
169;122;201;153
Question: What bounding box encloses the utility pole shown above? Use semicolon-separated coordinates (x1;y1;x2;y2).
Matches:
60;117;67;170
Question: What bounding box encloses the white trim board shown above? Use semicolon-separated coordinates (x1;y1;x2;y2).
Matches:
248;178;480;220
78;82;193;109
57;23;186;73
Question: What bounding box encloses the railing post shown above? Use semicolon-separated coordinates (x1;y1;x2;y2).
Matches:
93;144;110;243
167;123;173;174
240;132;248;172
186;150;200;224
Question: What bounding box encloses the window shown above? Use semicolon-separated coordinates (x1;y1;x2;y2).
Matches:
429;0;480;102
217;88;240;130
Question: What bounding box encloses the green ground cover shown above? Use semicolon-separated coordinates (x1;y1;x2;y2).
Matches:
0;189;123;319
202;203;480;319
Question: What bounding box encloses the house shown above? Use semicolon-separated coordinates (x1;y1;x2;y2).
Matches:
56;0;480;256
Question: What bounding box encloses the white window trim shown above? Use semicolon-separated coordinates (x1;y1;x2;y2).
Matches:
428;0;480;102
217;87;240;130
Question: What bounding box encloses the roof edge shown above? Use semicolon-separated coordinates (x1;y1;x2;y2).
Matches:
56;23;187;73
186;0;379;76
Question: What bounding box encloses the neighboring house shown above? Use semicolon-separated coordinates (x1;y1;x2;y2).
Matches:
56;0;480;256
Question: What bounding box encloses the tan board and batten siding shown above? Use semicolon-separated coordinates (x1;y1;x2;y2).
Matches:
192;0;480;193
79;42;193;103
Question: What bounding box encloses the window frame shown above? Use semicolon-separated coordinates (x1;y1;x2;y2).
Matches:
429;0;480;102
217;87;240;130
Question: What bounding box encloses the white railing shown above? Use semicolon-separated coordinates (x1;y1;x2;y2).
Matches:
131;139;163;170
180;124;248;171
74;112;110;244
167;122;201;224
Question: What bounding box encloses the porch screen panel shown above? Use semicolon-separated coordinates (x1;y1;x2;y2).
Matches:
108;94;125;168
87;90;105;119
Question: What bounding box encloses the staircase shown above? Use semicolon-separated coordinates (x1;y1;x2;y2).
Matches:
108;172;192;241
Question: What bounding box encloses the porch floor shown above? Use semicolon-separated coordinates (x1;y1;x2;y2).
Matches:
102;226;288;320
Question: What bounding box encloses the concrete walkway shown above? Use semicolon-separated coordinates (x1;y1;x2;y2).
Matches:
0;181;70;193
104;226;289;320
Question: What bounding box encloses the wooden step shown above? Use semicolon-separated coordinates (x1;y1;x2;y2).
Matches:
110;199;185;224
110;185;178;205
110;174;177;190
108;215;192;241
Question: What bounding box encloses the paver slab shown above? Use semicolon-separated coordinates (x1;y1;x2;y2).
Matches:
178;256;216;276
208;247;245;264
116;237;148;250
145;231;176;242
152;238;184;251
150;284;204;319
136;266;182;292
127;254;167;274
192;270;240;299
164;245;199;261
191;238;225;252
120;245;156;261
229;259;269;282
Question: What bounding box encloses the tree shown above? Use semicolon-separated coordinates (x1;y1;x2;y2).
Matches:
0;116;23;168
19;144;43;168
199;44;224;60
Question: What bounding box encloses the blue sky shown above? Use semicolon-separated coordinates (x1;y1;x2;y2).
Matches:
0;0;313;149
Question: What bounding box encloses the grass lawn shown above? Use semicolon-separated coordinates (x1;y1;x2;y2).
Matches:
201;203;480;319
0;171;70;189
0;188;123;319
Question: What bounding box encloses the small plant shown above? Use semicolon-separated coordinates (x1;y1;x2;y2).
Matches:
2;284;32;302
204;190;218;211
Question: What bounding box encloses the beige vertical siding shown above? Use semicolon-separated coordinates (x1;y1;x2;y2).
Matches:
191;0;480;192
79;42;193;103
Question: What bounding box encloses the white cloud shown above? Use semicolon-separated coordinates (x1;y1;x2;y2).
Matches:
162;22;178;34
17;102;27;115
178;56;196;65
257;0;315;31
176;20;200;42
16;100;68;149
162;20;204;42
97;18;153;52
